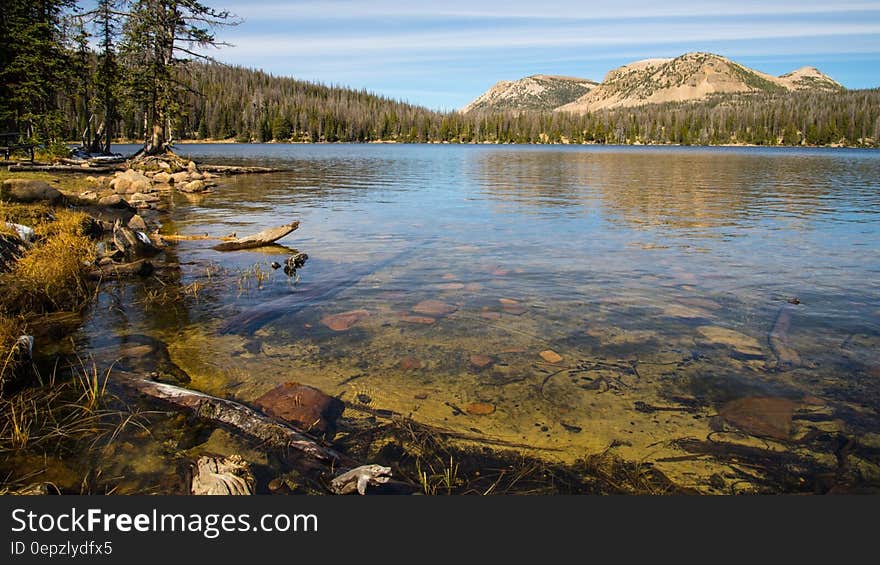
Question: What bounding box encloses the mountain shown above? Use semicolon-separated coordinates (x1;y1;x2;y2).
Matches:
463;52;843;115
460;74;598;113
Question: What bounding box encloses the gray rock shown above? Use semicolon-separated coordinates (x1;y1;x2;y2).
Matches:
1;179;63;204
127;214;147;231
98;194;133;210
179;180;207;193
152;171;172;184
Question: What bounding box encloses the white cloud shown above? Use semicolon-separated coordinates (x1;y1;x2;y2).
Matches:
220;21;880;57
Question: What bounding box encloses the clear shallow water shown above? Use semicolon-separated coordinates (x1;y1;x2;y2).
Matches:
83;144;880;492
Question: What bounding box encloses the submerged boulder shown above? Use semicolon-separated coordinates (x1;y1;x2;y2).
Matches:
717;396;799;441
254;382;345;439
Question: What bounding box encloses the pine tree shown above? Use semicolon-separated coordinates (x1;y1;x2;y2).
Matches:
0;0;77;146
120;0;237;155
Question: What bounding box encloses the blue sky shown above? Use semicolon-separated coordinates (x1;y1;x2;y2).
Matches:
208;0;880;110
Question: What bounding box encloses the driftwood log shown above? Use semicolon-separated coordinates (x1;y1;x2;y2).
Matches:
768;304;802;369
211;221;300;251
219;246;416;334
115;373;416;494
197;164;280;174
88;259;155;280
7;163;119;174
116;372;354;466
191;455;256;495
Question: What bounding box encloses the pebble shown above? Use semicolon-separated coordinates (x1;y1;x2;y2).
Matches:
502;303;528;316
465;402;496;415
539;350;563;364
414;393;428;400
399;357;423;370
412;299;457;316
398;315;436;325
469;354;494;369
320;309;370;331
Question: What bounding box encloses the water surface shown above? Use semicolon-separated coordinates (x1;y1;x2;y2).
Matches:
85;144;880;492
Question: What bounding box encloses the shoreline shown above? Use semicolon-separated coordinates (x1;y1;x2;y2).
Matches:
94;139;878;150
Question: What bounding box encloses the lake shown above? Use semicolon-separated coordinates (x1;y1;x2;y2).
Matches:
80;143;880;493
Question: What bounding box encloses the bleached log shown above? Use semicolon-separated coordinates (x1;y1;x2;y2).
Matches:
211;221;300;251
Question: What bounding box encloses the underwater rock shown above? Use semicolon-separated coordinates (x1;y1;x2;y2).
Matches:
321;309;370;331
662;303;712;319
398;314;436;325
111;334;190;385
501;303;528;316
399;357;423;370
499;298;519;305
254;382;345;438
469;354;494;370
465;402;496;415
717;396;798;441
539;350;563;364
435;282;464;291
697;326;763;356
412;299;457;317
480;311;502;320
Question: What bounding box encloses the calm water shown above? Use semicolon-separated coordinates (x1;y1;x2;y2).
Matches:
82;144;880;492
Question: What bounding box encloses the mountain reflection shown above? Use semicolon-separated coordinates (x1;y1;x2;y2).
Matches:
471;148;880;237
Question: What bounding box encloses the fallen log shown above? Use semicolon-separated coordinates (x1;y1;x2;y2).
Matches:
115;372;418;494
211;221;300;251
89;259;156;280
191;455;255;495
7;163;118;174
768;304;802;369
162;233;236;242
115;372;356;466
218;246;417;335
198;164;281;174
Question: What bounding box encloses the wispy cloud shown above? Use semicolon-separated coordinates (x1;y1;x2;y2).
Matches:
222;22;880;56
202;1;880;109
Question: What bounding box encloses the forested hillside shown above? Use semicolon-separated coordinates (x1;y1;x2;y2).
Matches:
101;63;879;147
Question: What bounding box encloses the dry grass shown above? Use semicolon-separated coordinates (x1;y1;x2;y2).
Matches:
0;361;145;455
0;314;27;394
0;199;98;393
0;230;95;313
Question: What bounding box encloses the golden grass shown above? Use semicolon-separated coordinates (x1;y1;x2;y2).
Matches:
33;209;92;239
0;201;53;227
0;200;98;383
0;230;95;313
0;314;26;394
